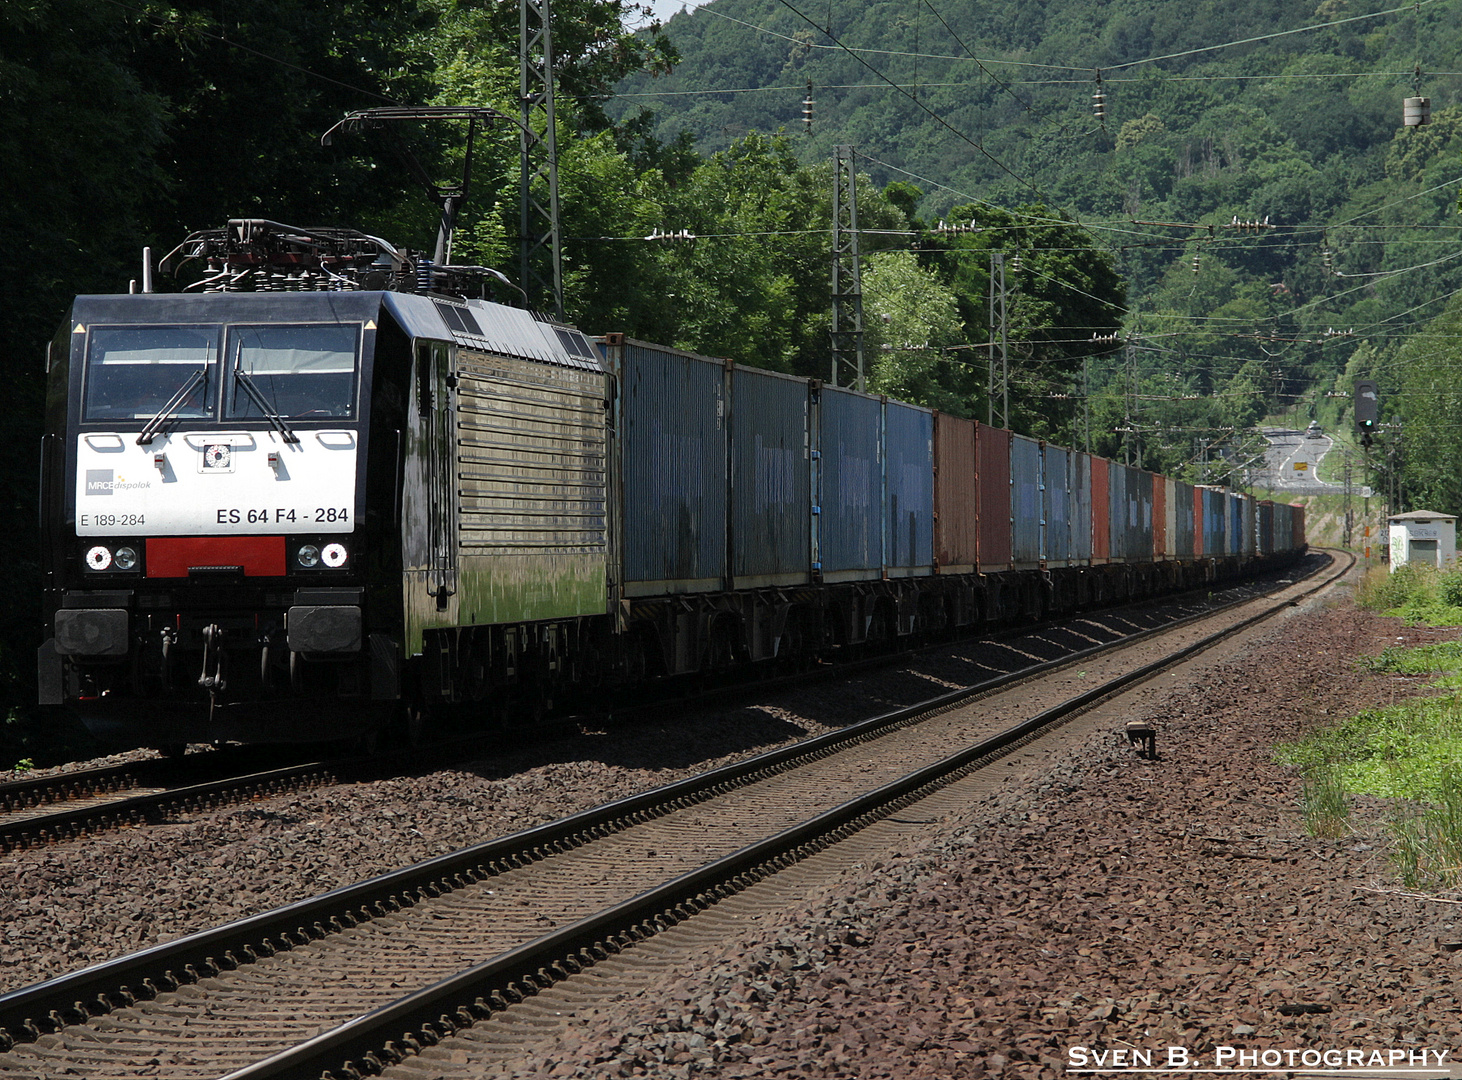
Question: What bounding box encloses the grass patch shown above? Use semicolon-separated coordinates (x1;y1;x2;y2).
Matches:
1355;564;1462;627
1298;763;1351;838
1277;695;1462;799
1390;776;1462;888
1278;637;1462;887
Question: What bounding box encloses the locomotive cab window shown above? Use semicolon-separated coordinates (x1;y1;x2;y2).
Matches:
82;326;218;422
225;324;359;420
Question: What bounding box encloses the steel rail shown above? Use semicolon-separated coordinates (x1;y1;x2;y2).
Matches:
0;552;1339;1056
224;550;1352;1080
0;757;343;855
0;760;159;814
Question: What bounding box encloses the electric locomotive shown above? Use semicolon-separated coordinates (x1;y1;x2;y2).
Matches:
39;220;609;747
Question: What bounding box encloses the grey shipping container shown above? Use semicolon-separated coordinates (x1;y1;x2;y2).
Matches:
1045;444;1072;566
613;340;727;595
1170;481;1195;558
1070;452;1093;564
884;399;935;575
1011;433;1043;568
1258;500;1275;557
818;384;883;581
730;366;812;587
1109;463;1153;562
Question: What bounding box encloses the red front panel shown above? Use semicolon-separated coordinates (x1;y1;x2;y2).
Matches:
146;536;287;578
1193;488;1205;557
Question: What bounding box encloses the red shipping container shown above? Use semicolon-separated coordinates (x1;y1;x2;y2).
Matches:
1193;486;1205;557
933;412;978;572
976;423;1012;572
1090;456;1110;563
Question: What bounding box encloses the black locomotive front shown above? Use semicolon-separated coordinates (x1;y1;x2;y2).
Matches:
38;291;409;747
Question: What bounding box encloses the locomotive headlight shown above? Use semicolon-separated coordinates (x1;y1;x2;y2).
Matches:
296;544;320;568
113;546;139;571
321;542;348;569
85;546;113;571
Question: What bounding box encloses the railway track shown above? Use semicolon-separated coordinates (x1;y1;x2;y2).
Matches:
0;563;1303;859
0;550;1349;1079
0;752;346;855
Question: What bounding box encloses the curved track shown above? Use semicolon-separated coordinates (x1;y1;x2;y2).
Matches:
0;552;1348;1079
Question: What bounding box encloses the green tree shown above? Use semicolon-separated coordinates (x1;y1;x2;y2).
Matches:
932;203;1126;440
863;251;970;413
1383;293;1462;516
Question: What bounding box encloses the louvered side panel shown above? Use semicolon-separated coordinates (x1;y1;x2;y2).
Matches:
452;351;608;623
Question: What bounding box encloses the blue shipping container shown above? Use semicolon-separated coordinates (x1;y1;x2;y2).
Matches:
1172;482;1195;558
1045;444;1071;565
730;366;812;587
884;400;935;574
1011;434;1043;567
616;341;727;594
818;386;882;580
1109;464;1153;562
1202;487;1226;556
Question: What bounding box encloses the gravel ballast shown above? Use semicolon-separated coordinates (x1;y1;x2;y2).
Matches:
475;597;1462;1078
6;585;1454;1080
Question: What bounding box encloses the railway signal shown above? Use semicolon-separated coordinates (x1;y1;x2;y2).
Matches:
1354;379;1379;446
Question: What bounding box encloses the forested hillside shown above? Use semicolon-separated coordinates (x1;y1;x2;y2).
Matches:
617;0;1462;477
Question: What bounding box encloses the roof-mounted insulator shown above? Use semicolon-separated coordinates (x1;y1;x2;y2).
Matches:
1226;216;1272;233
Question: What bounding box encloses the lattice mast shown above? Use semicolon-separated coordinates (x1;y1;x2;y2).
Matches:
987;253;1008;429
830;146;866;390
520;0;564;318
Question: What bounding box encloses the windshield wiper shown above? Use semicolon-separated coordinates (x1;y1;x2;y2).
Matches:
232;347;300;444
136;366;208;446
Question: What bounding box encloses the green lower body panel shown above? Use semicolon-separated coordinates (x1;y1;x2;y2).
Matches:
403;554;607;656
